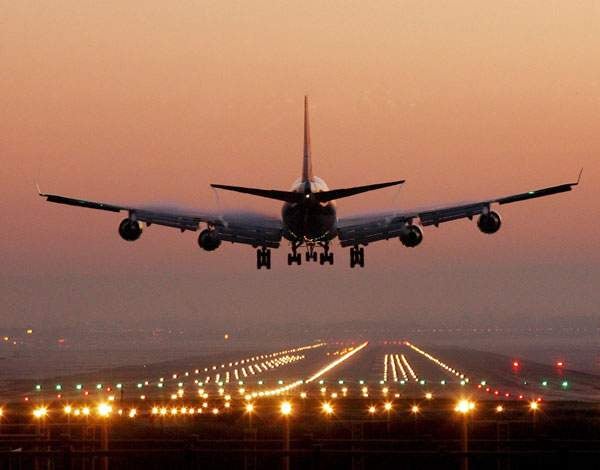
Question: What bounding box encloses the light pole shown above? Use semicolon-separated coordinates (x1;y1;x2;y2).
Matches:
280;401;292;470
97;402;112;470
454;399;475;470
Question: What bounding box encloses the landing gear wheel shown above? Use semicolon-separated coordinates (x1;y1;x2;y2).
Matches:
350;246;365;268
287;252;302;266
257;248;272;270
319;252;334;265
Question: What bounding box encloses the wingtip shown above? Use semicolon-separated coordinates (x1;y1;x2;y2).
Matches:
35;181;43;196
576;167;583;185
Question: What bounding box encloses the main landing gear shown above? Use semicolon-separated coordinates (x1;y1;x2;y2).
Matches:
350;245;365;268
288;242;334;266
256;247;271;269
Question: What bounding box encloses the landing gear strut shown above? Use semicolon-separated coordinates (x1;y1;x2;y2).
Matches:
256;247;271;269
350;245;365;268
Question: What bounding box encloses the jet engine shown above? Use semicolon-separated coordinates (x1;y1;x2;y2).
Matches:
118;218;142;241
198;229;221;251
477;211;502;234
400;224;423;248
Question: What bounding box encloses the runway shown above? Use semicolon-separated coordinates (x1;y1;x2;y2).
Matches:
2;340;597;406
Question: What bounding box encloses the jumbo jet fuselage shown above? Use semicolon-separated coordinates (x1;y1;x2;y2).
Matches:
282;177;337;243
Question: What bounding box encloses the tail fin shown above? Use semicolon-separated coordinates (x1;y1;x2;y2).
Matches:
302;95;313;182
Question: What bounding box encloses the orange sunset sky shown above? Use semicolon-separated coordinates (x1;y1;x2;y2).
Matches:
2;1;599;331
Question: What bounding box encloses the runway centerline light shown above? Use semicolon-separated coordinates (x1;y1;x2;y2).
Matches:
496;405;504;413
411;405;420;414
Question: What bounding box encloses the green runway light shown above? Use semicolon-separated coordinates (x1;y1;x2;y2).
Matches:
379;380;384;385
178;382;183;387
239;381;244;385
116;383;122;389
157;383;163;388
96;384;102;390
400;380;406;385
440;380;446;385
338;380;344;384
419;380;425;385
137;383;143;389
257;381;263;385
460;380;466;386
528;191;535;195
76;384;82;390
55;384;62;391
542;381;548;387
562;381;569;388
359;380;365;385
35;384;41;391
319;380;324;385
480;380;486;386
278;380;284;385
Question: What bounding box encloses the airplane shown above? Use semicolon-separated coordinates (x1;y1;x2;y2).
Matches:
39;96;581;269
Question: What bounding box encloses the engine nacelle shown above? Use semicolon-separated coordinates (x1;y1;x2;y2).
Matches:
118;218;142;241
198;229;221;251
477;211;502;234
400;224;423;248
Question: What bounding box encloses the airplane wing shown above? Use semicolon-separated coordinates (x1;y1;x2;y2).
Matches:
38;190;283;248
337;172;581;247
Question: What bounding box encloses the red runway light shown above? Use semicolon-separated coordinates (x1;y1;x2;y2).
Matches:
556;361;564;367
512;361;520;368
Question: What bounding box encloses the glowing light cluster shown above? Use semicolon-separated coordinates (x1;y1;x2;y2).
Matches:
305;342;368;384
404;341;468;382
399;354;418;382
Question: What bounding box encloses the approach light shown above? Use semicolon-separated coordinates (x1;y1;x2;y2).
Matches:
454;399;475;414
411;405;420;414
97;403;112;417
529;401;539;411
321;402;334;415
280;401;292;416
33;406;48;419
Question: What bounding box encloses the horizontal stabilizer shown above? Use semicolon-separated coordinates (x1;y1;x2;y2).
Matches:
211;180;405;203
315;180;405;202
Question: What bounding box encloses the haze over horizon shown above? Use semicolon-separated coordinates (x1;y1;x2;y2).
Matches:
3;1;599;333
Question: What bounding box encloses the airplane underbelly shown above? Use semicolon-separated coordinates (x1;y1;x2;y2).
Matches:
282;202;337;242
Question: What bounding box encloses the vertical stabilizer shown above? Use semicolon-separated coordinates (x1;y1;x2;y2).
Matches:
302;96;313;182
